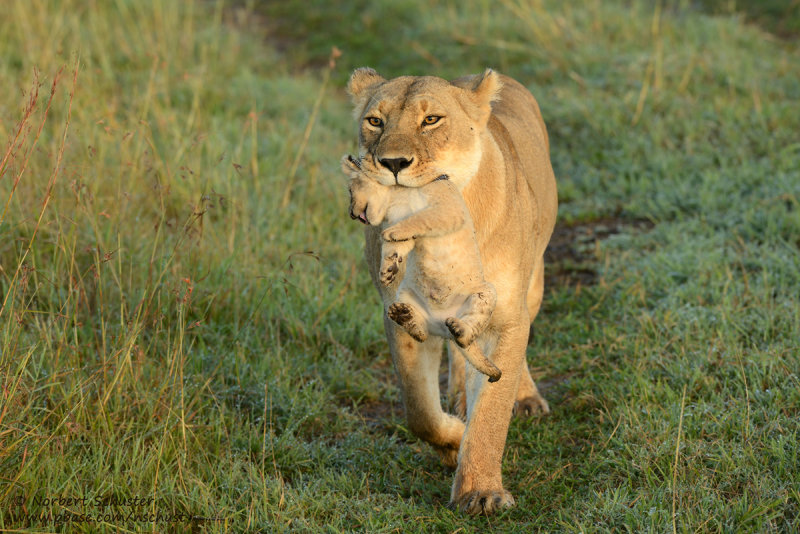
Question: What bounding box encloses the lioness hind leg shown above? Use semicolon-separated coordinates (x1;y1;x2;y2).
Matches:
446;285;497;348
387;301;428;342
516;260;550;417
514;362;550;417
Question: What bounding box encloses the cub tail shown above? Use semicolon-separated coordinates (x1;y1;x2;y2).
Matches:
456;339;502;383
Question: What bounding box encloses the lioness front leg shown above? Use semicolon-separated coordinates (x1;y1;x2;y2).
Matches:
385;316;465;468
379;239;414;286
450;322;528;515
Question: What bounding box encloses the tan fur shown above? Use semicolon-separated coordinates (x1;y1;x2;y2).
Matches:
346;68;558;515
341;155;501;382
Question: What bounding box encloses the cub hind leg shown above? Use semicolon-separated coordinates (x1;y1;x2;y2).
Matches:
445;283;497;348
388;301;428;342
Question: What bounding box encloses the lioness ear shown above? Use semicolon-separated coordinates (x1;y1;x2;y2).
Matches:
347;68;386;114
469;69;503;122
347;67;386;96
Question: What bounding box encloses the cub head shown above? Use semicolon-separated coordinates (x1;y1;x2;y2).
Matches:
346;68;502;189
341;154;392;226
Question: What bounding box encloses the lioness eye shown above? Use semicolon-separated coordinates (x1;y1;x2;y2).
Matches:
366;117;383;127
423;115;440;125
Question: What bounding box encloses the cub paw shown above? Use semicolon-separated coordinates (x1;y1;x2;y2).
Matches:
382;229;411;243
379;253;403;286
388;302;427;342
445;317;475;348
449;489;515;516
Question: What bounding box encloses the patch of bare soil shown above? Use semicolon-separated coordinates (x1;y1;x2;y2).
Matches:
544;216;653;289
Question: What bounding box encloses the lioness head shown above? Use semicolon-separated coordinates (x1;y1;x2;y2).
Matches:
346;68;502;189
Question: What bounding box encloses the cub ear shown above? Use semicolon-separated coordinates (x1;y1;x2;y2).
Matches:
340;154;362;178
469;68;503;122
347;68;386;113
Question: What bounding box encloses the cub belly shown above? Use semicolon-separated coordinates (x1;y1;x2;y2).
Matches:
394;283;468;339
396;249;476;337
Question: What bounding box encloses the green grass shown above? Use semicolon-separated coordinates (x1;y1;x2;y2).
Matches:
1;0;798;531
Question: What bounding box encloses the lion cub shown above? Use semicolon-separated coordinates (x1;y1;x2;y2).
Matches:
342;155;501;382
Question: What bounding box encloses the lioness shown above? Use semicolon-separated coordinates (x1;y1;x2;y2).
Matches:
341;154;501;382
346;67;557;514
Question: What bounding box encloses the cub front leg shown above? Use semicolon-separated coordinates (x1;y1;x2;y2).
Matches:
382;200;465;242
379;239;414;286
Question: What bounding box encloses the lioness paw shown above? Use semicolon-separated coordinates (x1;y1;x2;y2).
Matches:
432;444;459;470
513;394;551;418
449;489;515;516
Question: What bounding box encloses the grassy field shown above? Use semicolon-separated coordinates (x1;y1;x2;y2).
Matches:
1;0;799;532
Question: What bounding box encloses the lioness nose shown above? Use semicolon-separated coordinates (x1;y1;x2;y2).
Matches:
379;157;413;177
